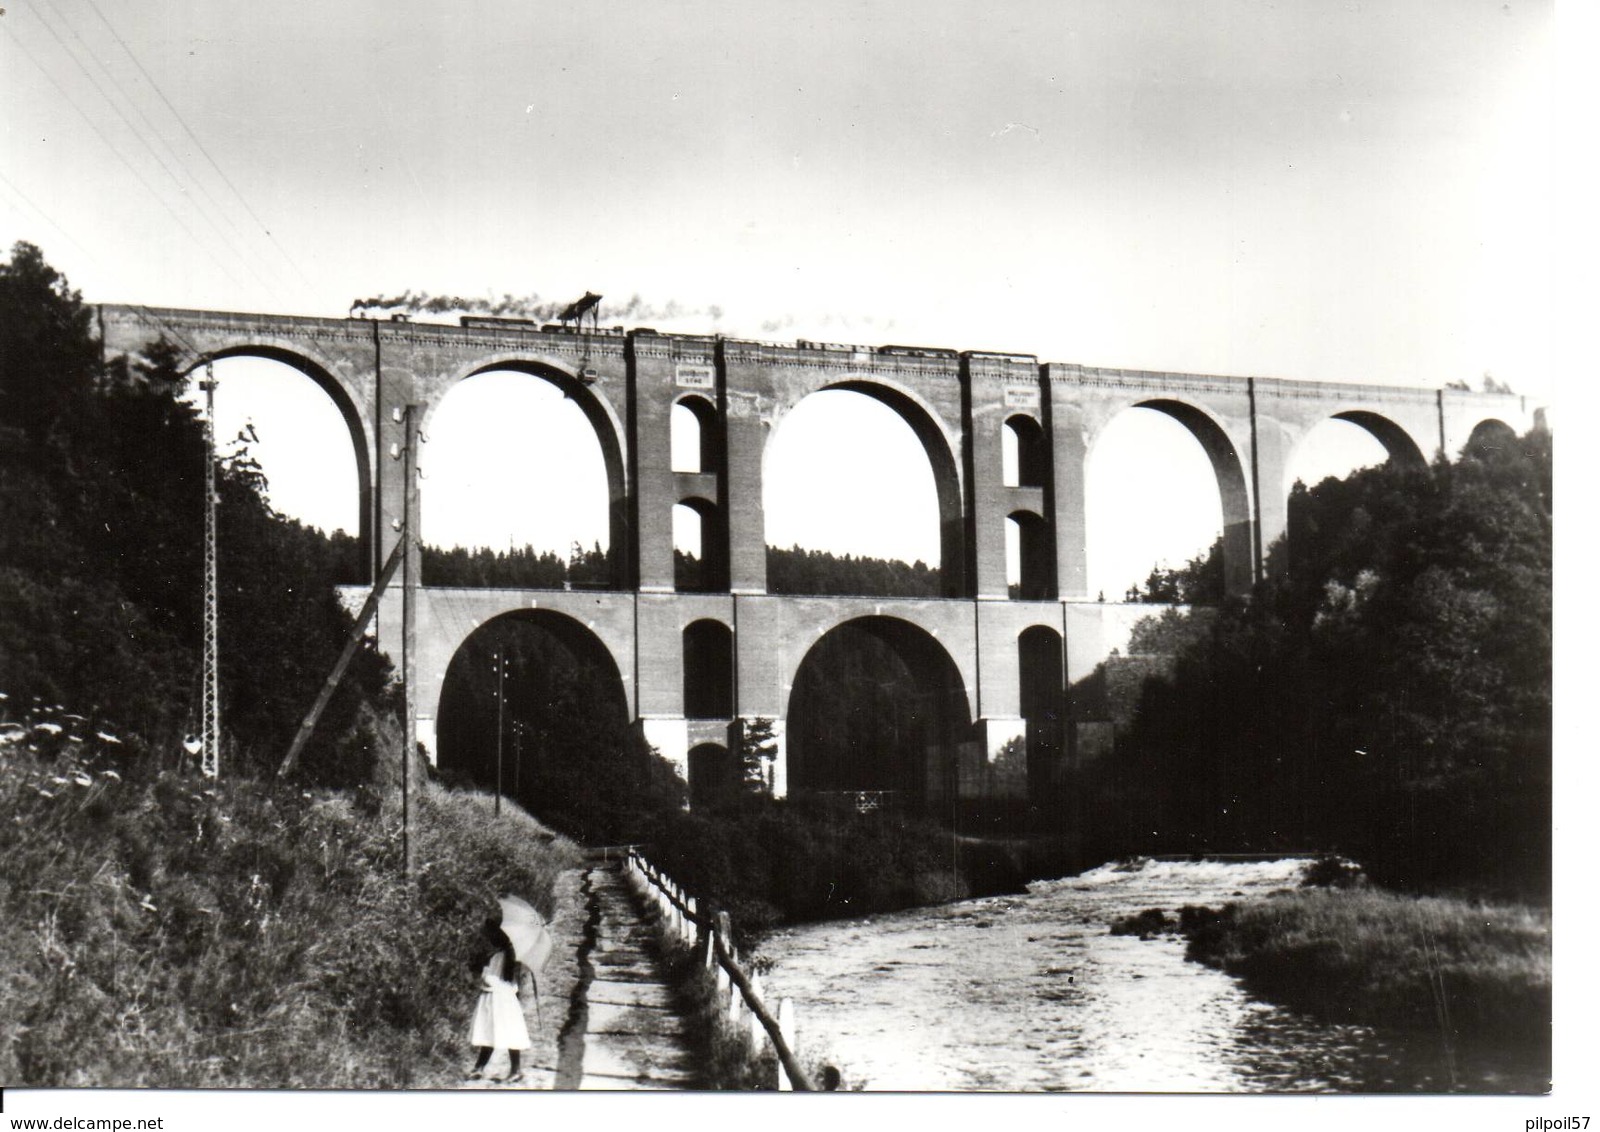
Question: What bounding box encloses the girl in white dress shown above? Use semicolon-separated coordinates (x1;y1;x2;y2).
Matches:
466;922;531;1082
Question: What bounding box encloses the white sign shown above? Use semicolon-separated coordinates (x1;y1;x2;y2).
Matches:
676;363;715;389
1004;385;1040;409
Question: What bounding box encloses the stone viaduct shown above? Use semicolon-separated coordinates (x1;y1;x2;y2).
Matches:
99;304;1534;805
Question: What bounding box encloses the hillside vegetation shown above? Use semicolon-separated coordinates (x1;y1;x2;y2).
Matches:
0;242;382;781
0;242;583;1086
0;720;577;1086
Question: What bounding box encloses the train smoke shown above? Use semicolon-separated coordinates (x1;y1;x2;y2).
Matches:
348;289;725;327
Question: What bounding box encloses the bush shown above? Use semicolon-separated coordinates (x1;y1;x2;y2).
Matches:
1109;908;1178;937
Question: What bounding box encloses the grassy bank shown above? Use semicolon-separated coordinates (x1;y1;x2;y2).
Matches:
1181;888;1551;1042
0;728;580;1087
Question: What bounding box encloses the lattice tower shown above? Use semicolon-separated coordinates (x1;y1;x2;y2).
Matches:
200;363;221;779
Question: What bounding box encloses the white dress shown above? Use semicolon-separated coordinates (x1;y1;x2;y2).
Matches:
469;952;531;1051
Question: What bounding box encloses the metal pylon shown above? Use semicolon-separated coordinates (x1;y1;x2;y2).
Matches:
200;363;221;779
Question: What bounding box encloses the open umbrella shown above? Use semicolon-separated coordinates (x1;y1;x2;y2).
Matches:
497;895;553;975
498;894;553;1032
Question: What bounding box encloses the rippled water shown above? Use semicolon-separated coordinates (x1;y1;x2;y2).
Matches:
758;859;1549;1093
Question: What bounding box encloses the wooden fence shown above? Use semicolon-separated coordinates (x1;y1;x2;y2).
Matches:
624;849;813;1091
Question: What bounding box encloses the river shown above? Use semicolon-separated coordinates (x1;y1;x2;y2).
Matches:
756;858;1549;1093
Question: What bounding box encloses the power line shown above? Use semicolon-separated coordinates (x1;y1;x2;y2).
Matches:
2;18;255;296
43;0;291;301
77;0;319;294
21;2;275;299
0;169;100;265
0;169;219;365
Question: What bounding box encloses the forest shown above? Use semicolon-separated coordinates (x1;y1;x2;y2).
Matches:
1083;430;1552;898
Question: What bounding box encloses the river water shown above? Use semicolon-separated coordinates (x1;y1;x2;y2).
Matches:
757;858;1548;1093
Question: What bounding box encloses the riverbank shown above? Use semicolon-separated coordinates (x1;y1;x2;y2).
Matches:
1179;888;1551;1044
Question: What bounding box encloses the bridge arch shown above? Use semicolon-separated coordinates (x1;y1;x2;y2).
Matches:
1327;410;1429;471
432;606;633;802
423;356;631;587
782;614;973;809
765;378;967;596
187;343;374;576
1087;397;1255;597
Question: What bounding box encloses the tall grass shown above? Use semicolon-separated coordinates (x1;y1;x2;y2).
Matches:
0;720;579;1088
1183;889;1551;1041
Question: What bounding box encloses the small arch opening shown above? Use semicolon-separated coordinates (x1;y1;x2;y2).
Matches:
672;396;721;474
1006;511;1055;600
1018;626;1064;802
683;619;734;719
674;499;726;592
1003;415;1048;488
688;743;738;810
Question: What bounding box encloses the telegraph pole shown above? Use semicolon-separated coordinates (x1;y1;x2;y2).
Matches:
495;649;505;817
200;362;221;780
401;404;420;881
513;720;523;797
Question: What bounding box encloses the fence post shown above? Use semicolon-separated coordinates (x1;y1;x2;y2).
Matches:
777;998;797;1091
749;974;767;1053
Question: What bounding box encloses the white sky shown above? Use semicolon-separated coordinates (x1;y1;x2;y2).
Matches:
1;0;1557;594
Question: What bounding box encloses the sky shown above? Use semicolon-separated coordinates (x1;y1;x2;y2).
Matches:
0;0;1557;595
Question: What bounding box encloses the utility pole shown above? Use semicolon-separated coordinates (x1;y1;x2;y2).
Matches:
495;649;505;817
401;404;420;881
199;362;221;780
513;720;522;797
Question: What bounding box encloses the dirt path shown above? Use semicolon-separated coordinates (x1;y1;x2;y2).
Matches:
557;858;699;1089
461;856;698;1090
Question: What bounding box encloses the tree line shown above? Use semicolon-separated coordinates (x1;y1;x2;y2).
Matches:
1078;429;1552;897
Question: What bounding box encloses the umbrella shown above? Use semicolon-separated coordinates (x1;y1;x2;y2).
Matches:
497;895;553;974
498;894;553;1032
